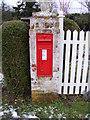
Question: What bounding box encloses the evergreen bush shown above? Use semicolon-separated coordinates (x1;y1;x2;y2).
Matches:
64;18;80;32
2;20;30;97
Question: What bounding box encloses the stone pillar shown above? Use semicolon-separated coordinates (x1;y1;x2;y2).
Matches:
29;11;64;102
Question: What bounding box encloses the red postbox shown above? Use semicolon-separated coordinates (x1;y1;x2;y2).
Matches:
36;34;53;77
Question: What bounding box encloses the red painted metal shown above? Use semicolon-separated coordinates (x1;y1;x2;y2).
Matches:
36;34;53;77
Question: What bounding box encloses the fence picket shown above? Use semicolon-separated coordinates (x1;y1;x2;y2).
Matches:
87;66;90;91
63;30;71;94
88;32;90;91
69;31;77;94
81;32;88;93
75;31;84;94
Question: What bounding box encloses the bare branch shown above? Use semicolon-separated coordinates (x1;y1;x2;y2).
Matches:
78;0;90;12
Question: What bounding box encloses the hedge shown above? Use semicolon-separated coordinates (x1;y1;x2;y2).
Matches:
64;18;80;32
2;20;30;97
66;13;90;31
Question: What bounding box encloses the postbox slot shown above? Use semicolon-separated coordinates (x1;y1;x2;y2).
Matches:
38;39;52;42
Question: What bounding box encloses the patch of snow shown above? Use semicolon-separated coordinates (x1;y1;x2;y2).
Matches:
0;106;2;110
50;110;54;115
85;114;90;118
28;115;38;118
63;116;66;119
10;108;20;118
0;73;3;81
49;106;51;109
12;111;18;118
44;110;47;113
49;114;53;119
3;110;9;114
23;114;28;118
0;112;3;117
27;105;32;109
40;107;43;110
5;104;7;105
58;113;62;118
23;113;38;119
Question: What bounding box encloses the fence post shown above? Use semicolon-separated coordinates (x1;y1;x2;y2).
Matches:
59;11;64;31
88;32;90;91
58;11;64;94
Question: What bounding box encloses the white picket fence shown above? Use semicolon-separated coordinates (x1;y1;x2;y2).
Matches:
59;30;89;94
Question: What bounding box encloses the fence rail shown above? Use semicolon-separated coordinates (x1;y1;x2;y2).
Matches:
59;30;89;94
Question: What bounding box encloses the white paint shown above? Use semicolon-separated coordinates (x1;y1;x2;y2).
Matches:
81;32;89;93
75;31;84;94
69;31;77;94
58;31;64;94
59;30;89;94
64;30;71;94
58;13;64;94
59;11;64;31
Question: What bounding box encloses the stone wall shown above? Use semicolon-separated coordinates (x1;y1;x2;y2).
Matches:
29;13;61;96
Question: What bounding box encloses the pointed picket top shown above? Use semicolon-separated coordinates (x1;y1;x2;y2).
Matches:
73;30;78;41
66;29;71;40
80;30;84;41
80;30;84;32
87;32;90;54
73;30;78;33
86;31;89;42
67;29;71;32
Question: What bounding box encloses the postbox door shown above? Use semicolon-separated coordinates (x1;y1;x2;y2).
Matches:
38;48;52;76
36;34;53;77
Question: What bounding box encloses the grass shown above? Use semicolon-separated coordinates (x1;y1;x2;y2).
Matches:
1;86;90;119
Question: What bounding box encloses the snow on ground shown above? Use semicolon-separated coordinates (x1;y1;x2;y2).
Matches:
0;73;3;81
0;104;90;119
0;105;39;119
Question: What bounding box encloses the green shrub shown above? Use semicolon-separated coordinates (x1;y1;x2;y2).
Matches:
66;13;90;31
2;20;30;97
64;18;80;32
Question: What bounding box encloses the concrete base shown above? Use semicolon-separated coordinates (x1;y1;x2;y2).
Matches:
32;90;59;102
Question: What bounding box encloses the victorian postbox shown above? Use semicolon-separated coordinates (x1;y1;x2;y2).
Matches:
36;34;53;77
